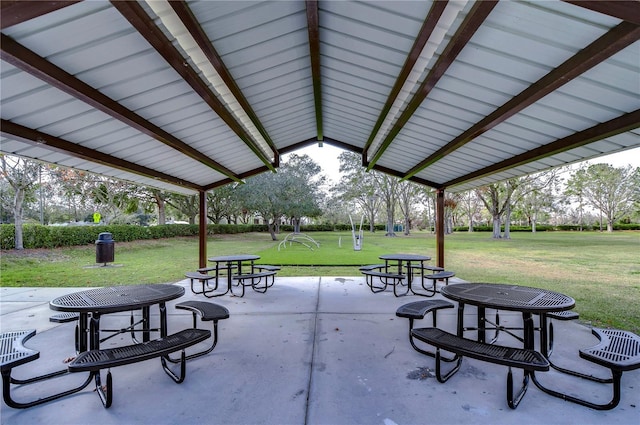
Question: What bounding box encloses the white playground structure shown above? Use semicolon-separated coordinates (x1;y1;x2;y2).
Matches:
349;215;364;251
278;233;321;251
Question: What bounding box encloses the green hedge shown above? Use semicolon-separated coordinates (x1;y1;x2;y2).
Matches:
1;223;236;249
2;222;638;250
453;223;640;232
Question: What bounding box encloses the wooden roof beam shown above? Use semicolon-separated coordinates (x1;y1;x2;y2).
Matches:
363;0;449;160
367;1;498;169
442;109;640;189
0;1;80;29
168;1;278;159
1;119;203;192
306;0;323;145
0;34;242;183
111;1;275;171
403;21;640;180
563;1;640;26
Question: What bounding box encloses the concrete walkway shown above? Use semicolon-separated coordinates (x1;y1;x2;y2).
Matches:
1;277;638;425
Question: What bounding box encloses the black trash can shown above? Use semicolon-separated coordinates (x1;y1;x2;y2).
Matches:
95;232;114;265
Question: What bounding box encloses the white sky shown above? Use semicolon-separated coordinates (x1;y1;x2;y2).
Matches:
286;144;640;184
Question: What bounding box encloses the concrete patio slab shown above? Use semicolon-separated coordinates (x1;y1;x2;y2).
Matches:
1;277;638;425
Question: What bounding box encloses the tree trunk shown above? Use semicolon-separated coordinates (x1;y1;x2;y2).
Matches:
531;212;537;233
157;197;166;225
492;216;501;239
268;220;277;241
504;204;512;239
13;188;25;250
369;210;375;232
385;216;396;237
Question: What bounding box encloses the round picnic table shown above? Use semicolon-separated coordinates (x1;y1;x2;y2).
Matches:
207;254;260;296
50;284;185;352
440;282;575;351
379;253;432;296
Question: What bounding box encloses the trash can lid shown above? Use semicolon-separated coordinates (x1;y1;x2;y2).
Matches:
97;232;113;241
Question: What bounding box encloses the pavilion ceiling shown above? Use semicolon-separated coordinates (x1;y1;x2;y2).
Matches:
1;0;638;195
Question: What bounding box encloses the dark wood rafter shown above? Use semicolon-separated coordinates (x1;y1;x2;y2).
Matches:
362;0;449;159
111;0;275;171
168;1;278;160
280;137;361;155
370;164;440;189
0;34;242;183
0;0;80;29
367;1;498;169
0;119;202;191
563;0;640;26
306;0;323;143
403;21;640;180
442;109;640;189
202;165;271;192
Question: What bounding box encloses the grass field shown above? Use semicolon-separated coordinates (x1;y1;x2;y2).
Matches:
1;230;638;332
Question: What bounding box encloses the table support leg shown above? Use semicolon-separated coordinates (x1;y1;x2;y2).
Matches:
477;306;486;343
2;369;94;409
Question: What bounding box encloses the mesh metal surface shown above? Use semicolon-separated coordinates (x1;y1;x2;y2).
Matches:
0;330;38;371
580;328;640;371
50;284;184;313
441;283;575;313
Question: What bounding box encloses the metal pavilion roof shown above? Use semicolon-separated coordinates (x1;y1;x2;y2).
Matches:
1;0;639;196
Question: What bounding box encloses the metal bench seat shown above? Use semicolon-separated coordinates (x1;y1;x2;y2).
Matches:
532;327;640;410
231;271;277;296
68;328;210;408
360;269;406;296
1;329;94;409
411;327;549;409
358;264;386;272
1;330;39;373
164;301;229;361
49;312;80;323
419;271;456;297
185;271;225;297
396;300;455;357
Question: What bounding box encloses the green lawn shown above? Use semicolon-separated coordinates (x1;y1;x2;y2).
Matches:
1;231;638;332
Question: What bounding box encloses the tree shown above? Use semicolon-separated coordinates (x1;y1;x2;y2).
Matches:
514;170;561;232
458;190;482;232
207;184;241;224
371;172;399;237
565;164;638;232
1;155;40;249
475;182;513;239
237;171;285;240
397;181;421;235
278;154;325;232
416;187;436;232
443;193;460;235
166;193;199;224
90;177;138;224
333;152;381;232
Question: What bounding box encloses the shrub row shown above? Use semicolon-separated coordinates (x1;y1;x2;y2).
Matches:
0;223;255;250
453;223;640;232
2;222;637;250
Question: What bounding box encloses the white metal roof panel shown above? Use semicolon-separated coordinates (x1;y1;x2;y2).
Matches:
1;0;638;196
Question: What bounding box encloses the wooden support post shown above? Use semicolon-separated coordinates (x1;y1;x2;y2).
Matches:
436;188;445;269
199;190;207;269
